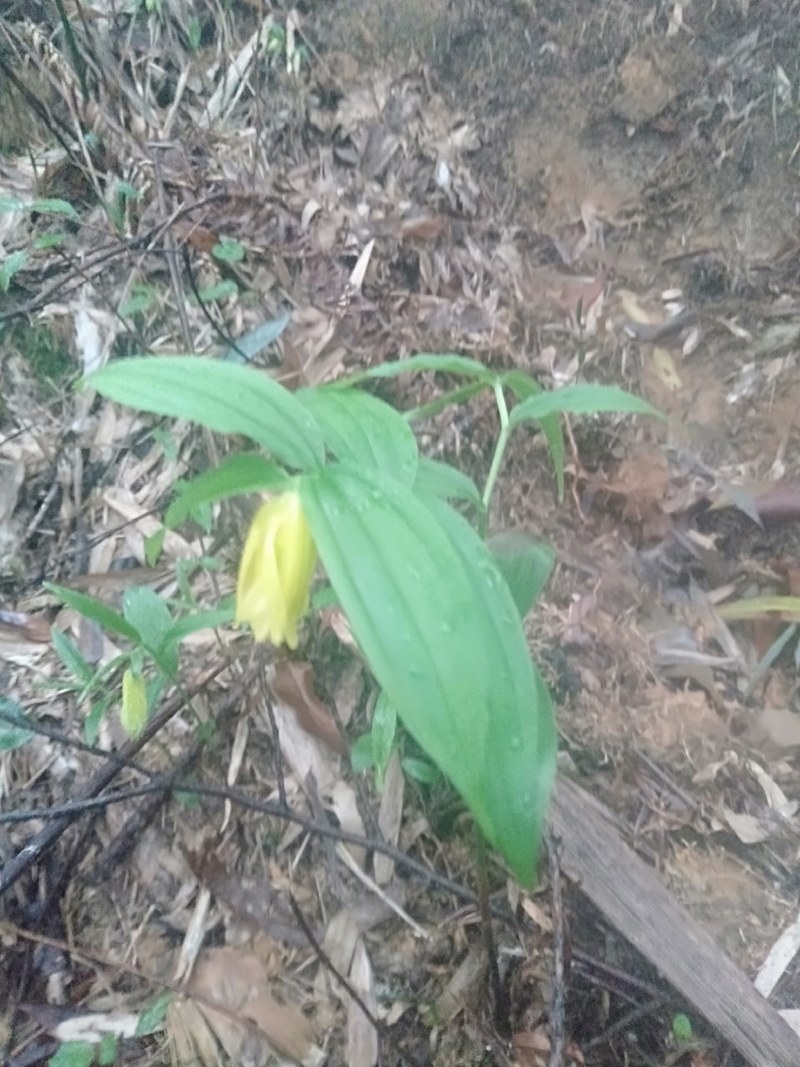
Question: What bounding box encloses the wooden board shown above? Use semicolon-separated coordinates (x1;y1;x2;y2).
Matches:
549;777;800;1067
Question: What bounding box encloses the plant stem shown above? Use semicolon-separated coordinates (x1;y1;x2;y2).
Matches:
481;383;511;532
475;828;510;1033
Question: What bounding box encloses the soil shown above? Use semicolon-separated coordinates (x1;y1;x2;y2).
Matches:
2;0;800;1065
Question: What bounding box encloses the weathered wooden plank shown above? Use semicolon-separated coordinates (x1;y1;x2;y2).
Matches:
550;777;800;1067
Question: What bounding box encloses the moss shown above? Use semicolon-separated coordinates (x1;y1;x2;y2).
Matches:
11;319;73;391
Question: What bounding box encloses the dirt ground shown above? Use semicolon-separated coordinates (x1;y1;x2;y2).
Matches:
3;0;800;1064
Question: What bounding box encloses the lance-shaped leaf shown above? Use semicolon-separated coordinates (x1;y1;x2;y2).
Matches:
487;531;555;619
300;463;556;885
509;383;661;428
296;387;418;485
87;357;324;470
165;454;288;528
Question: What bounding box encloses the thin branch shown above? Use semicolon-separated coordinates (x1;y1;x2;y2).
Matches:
547;828;566;1067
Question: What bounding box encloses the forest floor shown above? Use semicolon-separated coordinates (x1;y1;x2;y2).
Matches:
2;1;800;1065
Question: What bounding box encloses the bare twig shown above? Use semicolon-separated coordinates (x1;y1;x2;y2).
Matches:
287;892;385;1045
546;828;566;1067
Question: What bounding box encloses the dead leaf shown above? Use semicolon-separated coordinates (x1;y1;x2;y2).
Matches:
347;939;379;1067
435;943;486;1023
169;947;323;1067
758;708;800;749
722;808;770;844
374;751;404;885
272;660;347;755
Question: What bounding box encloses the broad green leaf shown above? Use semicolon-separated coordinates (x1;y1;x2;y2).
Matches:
87;357;324;471
0;699;34;750
342;352;496;387
46;583;140;643
509;383;661;428
430;498;556;881
122;587;177;675
297;387;419;485
300;463;556;885
165;454;288;528
487;531;555;619
123;586;172;642
503;370;566;500
413;457;483;511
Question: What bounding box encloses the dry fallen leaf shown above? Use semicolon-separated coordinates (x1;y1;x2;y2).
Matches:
168;946;323;1067
272;660;347;755
347;938;379;1067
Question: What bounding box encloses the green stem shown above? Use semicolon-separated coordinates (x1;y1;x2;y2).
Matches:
480;383;511;533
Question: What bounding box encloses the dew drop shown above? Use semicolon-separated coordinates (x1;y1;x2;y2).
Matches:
510;736;522;752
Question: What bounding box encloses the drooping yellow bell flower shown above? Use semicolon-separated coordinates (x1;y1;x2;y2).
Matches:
235;492;317;649
121;668;148;737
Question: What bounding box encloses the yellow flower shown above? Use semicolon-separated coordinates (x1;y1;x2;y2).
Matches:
235;492;317;649
121;668;148;737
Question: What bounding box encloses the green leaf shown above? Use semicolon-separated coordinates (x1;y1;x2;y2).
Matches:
502;370;566;500
300;464;556;885
404;380;487;423
350;732;375;772
487;532;554;618
144;526;165;566
194;280;238;303
162;605;234;645
87;357;324;471
413;457;483;510
343;352;496;386
371;692;397;789
0;195;78;219
136;991;171;1036
49;1041;95;1067
0;699;34;750
401;756;439;785
119;287;158;317
212;237;245;262
221;312;290;363
51;627;94;685
34;232;67;250
122;587;173;649
164;453;288;528
1;249;27;291
509;383;661;428
97;1033;118;1066
296;387;419;485
672;1013;693;1044
46;584;141;643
